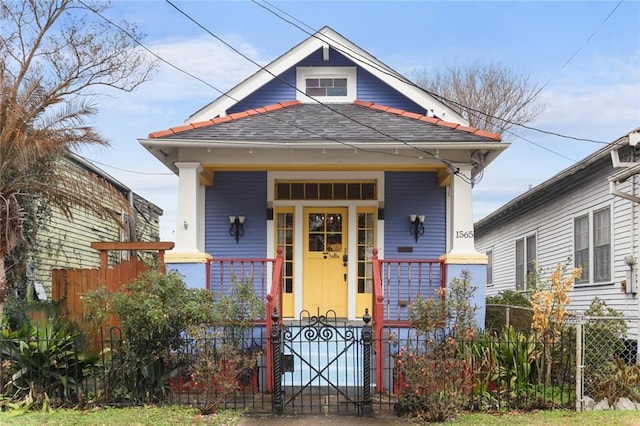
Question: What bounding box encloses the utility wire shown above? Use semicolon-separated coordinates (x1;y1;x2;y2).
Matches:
81;157;175;175
80;0;472;184
253;0;617;145
164;0;472;183
533;0;625;96
77;1;449;175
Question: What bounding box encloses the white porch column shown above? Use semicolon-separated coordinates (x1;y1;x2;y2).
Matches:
447;164;483;258
173;162;204;254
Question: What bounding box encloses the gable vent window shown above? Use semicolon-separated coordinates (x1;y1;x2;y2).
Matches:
305;78;347;97
297;67;356;103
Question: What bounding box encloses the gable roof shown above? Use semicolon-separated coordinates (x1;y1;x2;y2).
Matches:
148;100;501;144
186;26;467;125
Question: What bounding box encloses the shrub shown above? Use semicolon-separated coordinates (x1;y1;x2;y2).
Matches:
0;317;95;408
184;277;265;414
84;269;216;402
394;270;477;421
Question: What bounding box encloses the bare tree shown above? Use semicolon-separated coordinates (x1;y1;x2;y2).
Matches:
413;61;544;136
0;0;157;312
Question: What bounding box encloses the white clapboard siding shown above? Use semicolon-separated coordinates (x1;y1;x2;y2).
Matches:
476;142;640;323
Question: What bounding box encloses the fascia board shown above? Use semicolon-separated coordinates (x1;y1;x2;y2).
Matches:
140;137;507;152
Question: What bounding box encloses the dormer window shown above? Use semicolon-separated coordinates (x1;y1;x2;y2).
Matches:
296;67;356;103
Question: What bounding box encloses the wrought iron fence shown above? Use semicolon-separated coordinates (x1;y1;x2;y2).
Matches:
576;315;640;411
0;324;271;412
1;319;583;414
377;325;576;413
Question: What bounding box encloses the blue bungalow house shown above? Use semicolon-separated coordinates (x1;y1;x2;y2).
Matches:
138;26;507;329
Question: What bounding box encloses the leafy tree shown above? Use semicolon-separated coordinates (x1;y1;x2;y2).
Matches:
0;0;156;313
413;61;544;136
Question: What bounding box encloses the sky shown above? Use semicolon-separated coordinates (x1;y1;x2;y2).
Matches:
75;0;640;242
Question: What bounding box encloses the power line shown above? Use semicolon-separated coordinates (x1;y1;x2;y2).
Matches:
82;157;175;176
534;0;625;96
252;0;615;145
163;0;471;183
80;0;470;184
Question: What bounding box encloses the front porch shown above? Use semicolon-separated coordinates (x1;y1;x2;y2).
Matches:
202;247;448;396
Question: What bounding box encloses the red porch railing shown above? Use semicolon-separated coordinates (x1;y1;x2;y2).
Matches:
205;249;284;394
371;248;446;392
265;248;284;393
206;248;444;395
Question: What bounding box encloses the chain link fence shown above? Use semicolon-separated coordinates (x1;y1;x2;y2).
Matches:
576;316;640;411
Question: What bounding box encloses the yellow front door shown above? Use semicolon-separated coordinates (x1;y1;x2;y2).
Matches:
303;208;348;317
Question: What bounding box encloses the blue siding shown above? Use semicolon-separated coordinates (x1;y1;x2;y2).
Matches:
384;171;446;259
447;264;487;330
205;171;267;258
357;68;426;113
228;68;297;113
227;47;425;114
168;263;207;289
383;171;446;317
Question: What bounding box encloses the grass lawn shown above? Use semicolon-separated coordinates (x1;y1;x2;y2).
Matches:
2;407;640;425
0;406;242;425
451;410;640;425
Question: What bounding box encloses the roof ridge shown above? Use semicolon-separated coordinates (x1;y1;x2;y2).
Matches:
352;100;502;141
148;100;302;138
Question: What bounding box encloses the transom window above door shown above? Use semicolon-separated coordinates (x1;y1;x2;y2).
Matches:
275;180;376;200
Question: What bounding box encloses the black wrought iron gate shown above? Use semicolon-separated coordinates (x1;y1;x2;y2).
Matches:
270;309;372;415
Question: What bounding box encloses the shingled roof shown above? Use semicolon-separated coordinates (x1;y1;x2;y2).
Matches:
149;100;501;143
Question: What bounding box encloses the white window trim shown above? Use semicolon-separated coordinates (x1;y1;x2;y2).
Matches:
296;67;357;103
486;248;494;287
573;204;614;286
515;231;537;291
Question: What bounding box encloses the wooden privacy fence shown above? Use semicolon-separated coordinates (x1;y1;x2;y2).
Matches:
51;242;174;348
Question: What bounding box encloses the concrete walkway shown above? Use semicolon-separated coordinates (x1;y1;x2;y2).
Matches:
238;412;409;425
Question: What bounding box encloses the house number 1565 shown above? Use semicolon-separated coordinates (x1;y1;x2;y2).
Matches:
456;231;474;238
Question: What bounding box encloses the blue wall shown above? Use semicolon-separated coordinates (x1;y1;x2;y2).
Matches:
447;264;487;330
168;263;207;290
384;171;446;259
205;171;268;258
227;47;426;114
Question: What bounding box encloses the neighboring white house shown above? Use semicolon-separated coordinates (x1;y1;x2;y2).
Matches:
475;128;640;317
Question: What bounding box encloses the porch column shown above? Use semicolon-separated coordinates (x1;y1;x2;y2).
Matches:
172;162;205;255
449;164;477;255
442;164;487;329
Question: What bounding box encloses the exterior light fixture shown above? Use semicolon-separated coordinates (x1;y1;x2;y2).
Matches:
229;215;245;243
624;255;637;294
409;214;425;242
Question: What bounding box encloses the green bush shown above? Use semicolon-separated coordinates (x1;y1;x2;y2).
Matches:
0;317;95;408
84;269;216;402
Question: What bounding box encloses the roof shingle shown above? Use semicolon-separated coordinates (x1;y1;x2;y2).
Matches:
148;100;502;142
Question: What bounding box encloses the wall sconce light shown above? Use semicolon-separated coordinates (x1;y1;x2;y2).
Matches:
229;215;245;243
409;214;425;242
624;255;637;294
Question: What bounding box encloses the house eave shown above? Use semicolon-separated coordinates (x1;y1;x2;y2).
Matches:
140;137;506;151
